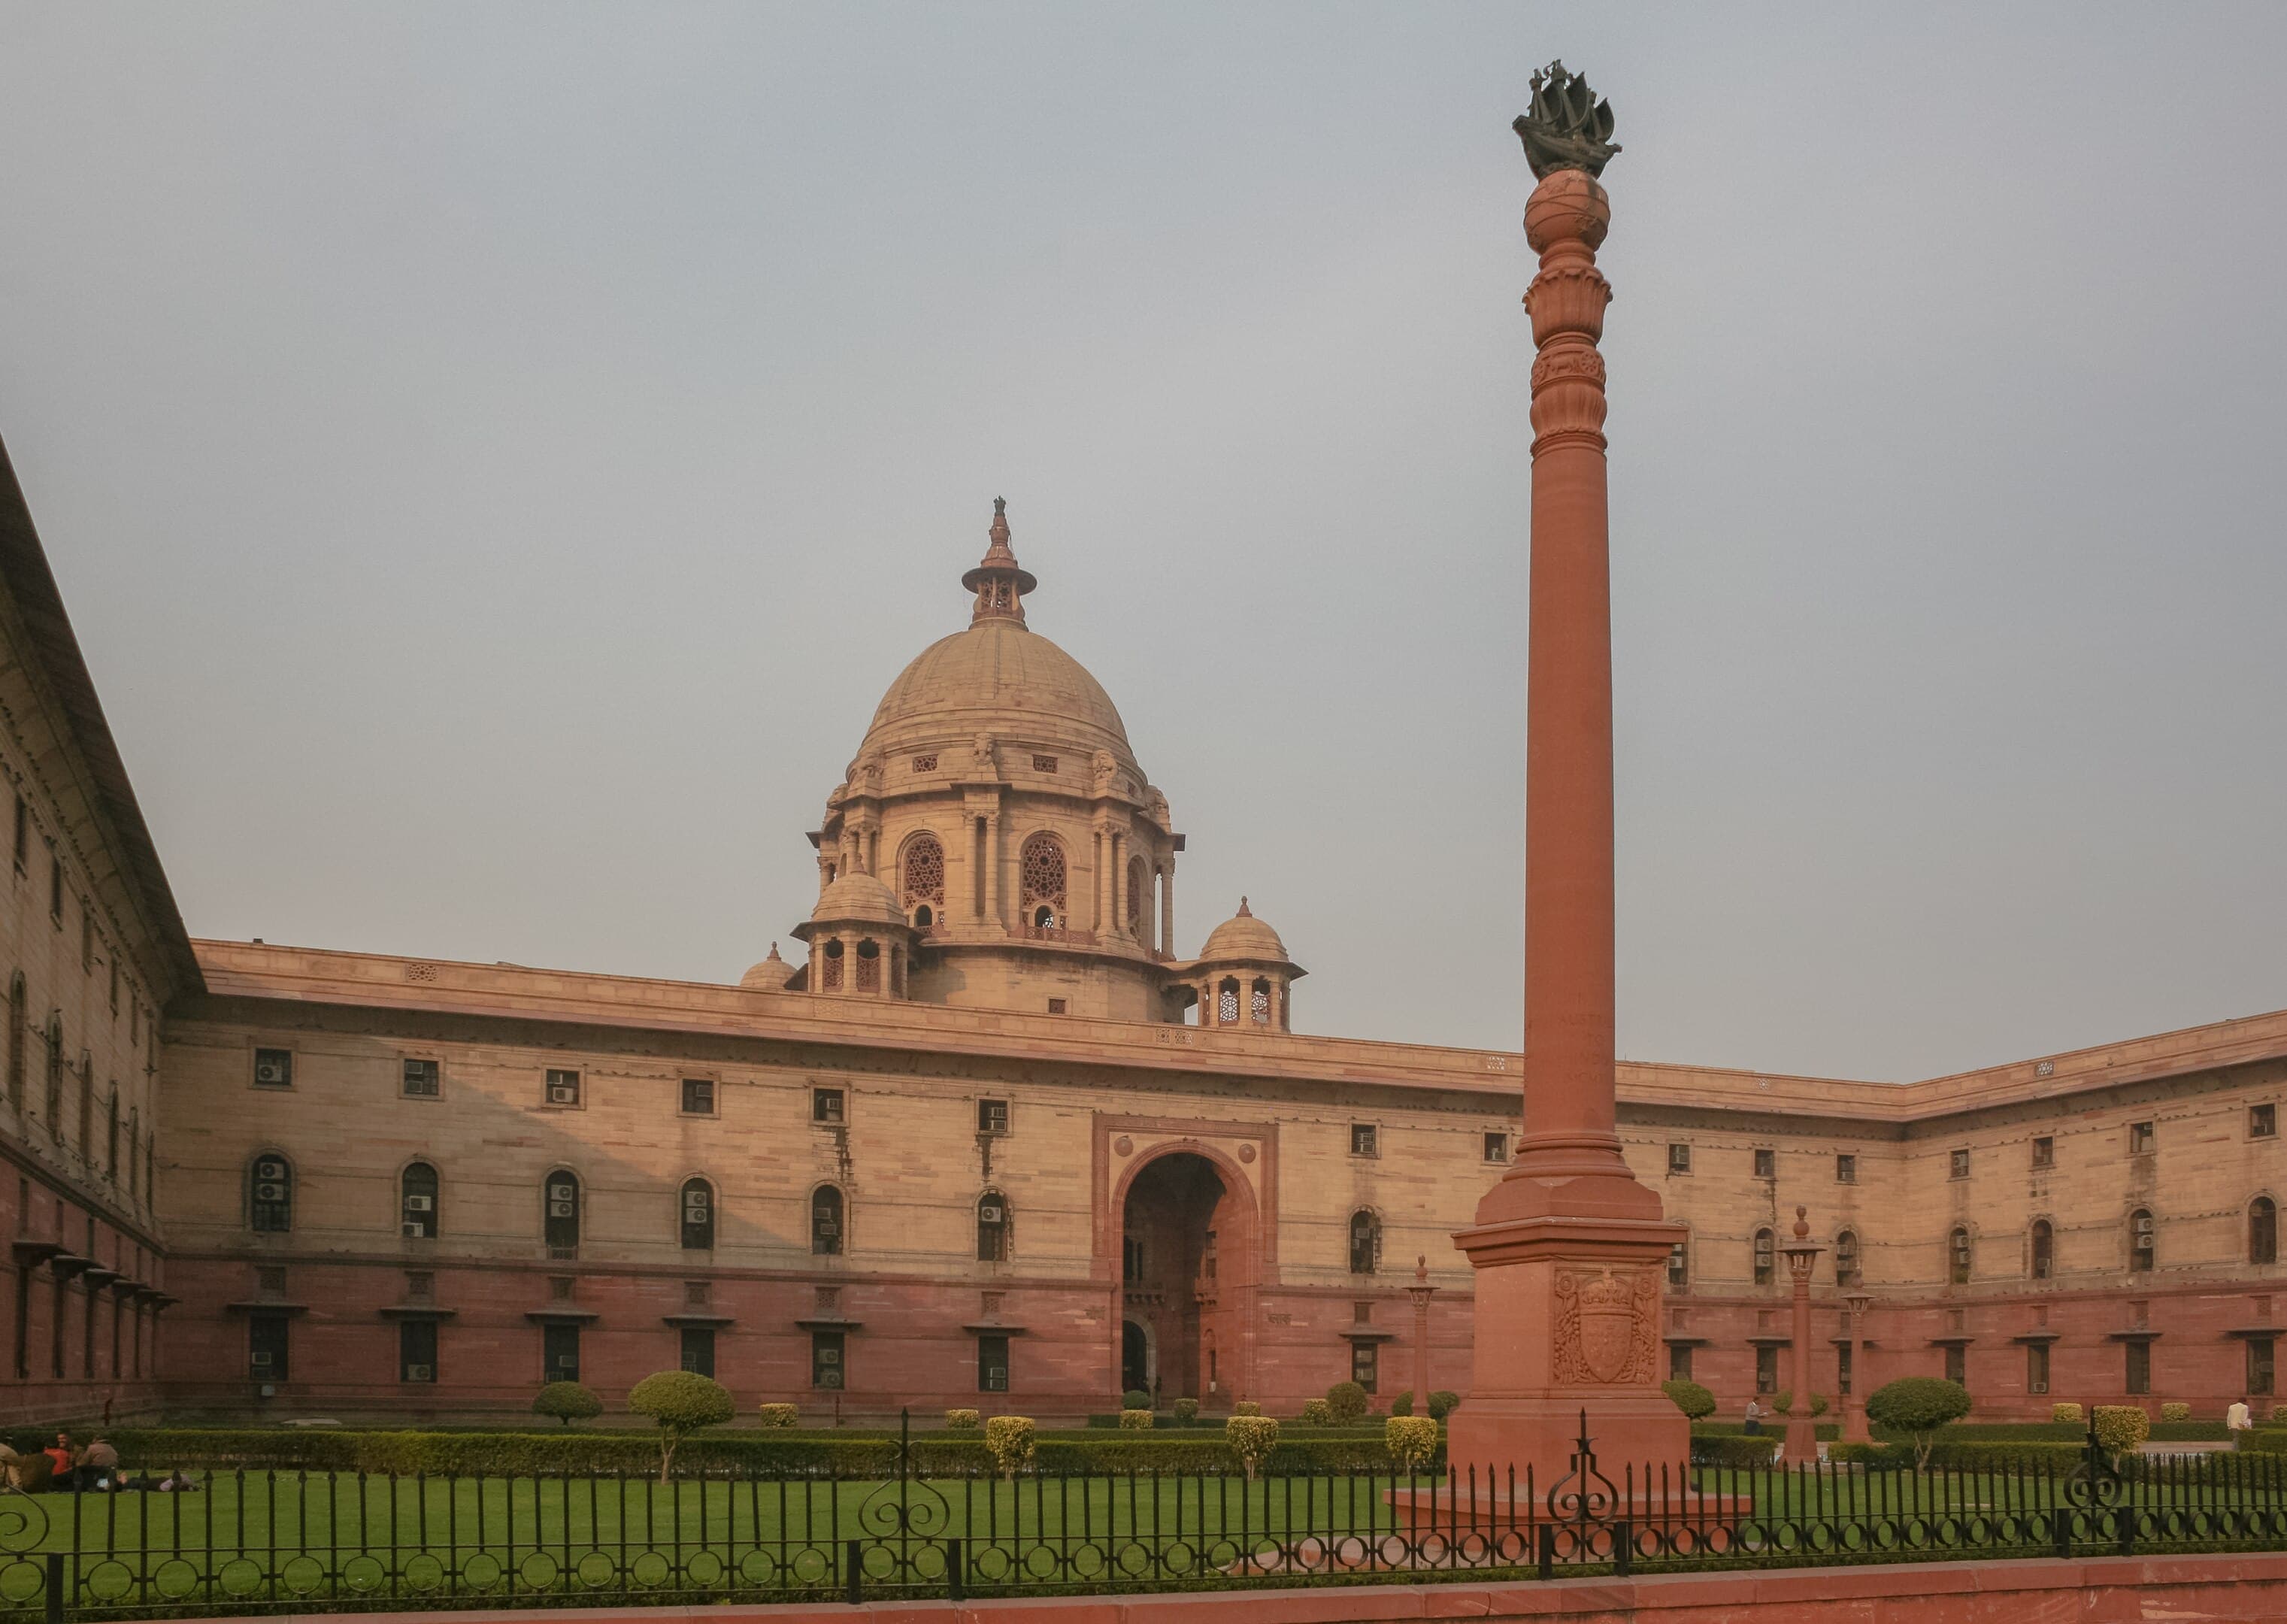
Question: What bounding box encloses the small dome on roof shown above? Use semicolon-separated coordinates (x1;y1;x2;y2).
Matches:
808;871;909;929
1199;897;1289;963
740;943;796;991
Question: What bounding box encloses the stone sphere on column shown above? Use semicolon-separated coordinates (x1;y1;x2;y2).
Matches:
1523;169;1610;254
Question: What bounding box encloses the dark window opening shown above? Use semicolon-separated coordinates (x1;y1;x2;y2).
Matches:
544;1068;580;1107
401;1162;439;1239
811;1186;844;1255
681;1077;715;1116
680;1178;715;1250
2026;1341;2049;1395
248;1314;289;1382
1755;1344;1778;1393
253;1048;292;1089
811;1329;845;1389
400;1318;438;1383
250;1156;292;1233
402;1059;440;1098
1668;1343;1693;1382
977;1098;1009;1135
1836;1153;1856;1183
1753;1147;1774;1179
680;1327;716;1378
1484;1132;1508;1164
544;1322;580;1383
1668;1143;1691;1174
2125;1339;2151;1395
1351;1339;1378;1393
2253;1198;2278;1266
2129;1208;2155;1272
1752;1228;1775;1286
2250;1336;2276;1398
813;1088;845;1125
1949;1226;1972;1286
2031;1136;2054;1168
978;1332;1010;1393
544;1171;580;1253
977;1192;1010;1262
1945;1343;1967;1385
1348;1209;1381;1275
1350;1123;1378;1158
2031;1219;2053;1280
2255;1105;2279;1141
1949;1149;1970;1180
2129;1121;2155;1155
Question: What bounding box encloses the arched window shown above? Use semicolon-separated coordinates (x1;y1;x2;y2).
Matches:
1019;833;1065;928
1666;1233;1689;1289
42;1012;62;1129
1250;977;1271;1025
680;1177;715;1251
901;834;944;927
2031;1219;2054;1280
855;938;881;992
821;938;844;991
1348;1209;1381;1274
401;1162;439;1238
811;1185;844;1256
1834;1229;1860;1286
1949;1226;1972;1285
977;1191;1010;1262
2252;1198;2277;1266
2128;1207;2155;1272
1752;1227;1775;1286
1217;978;1240;1025
544;1170;580;1252
5;972;23;1103
250;1153;293;1232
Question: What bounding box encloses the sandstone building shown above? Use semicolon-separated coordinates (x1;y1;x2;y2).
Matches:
0;447;2279;1429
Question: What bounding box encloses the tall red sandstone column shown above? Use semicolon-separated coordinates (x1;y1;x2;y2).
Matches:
1780;1207;1822;1462
1447;62;1688;1485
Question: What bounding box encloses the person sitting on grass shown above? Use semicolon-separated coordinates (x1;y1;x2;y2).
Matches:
77;1438;118;1492
42;1435;74;1492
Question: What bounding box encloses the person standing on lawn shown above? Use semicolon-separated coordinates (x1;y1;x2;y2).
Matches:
2229;1399;2254;1434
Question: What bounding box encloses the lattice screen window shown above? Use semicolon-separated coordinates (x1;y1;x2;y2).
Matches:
1217;983;1239;1024
854;941;881;992
902;835;946;910
1250;980;1271;1024
1019;834;1065;923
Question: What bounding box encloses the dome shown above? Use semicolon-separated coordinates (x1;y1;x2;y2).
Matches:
808;872;908;929
739;943;795;991
1200;897;1289;963
861;618;1136;769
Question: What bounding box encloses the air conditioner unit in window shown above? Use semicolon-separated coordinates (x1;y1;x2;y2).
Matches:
549;1201;574;1218
255;1183;286;1202
405;1364;434;1382
2030;1380;2049;1393
980;1202;1004;1223
255;1060;287;1085
256;1160;286;1180
404;1195;433;1212
250;1351;273;1368
401;1222;429;1238
548;1085;577;1104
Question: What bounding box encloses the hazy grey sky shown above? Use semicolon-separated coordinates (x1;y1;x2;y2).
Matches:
2;3;2281;1083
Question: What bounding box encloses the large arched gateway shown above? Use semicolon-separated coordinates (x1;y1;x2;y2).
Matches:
1119;1150;1254;1405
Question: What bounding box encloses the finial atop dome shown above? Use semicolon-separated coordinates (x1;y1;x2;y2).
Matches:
1237;895;1251;917
961;495;1038;626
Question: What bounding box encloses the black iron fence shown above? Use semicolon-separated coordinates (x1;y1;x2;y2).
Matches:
2;1413;2284;1617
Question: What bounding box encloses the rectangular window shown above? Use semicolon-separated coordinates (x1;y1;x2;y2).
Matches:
2125;1339;2151;1395
977;1098;1009;1135
2254;1105;2278;1141
1837;1340;1854;1396
253;1048;293;1090
399;1319;438;1383
1350;1123;1378;1158
1752;1147;1775;1179
1122;1235;1144;1283
2027;1341;2049;1395
48;856;62;924
250;1156;292;1232
1351;1339;1378;1393
2031;1136;2054;1168
248;1313;290;1382
1667;1142;1691;1174
1668;1343;1692;1382
1943;1344;1966;1385
680;1327;716;1378
811;1330;846;1389
1666;1241;1688;1290
681;1077;715;1116
543;1322;580;1383
544;1068;581;1107
1484;1132;1508;1164
978;1332;1010;1393
1755;1344;1778;1393
2250;1336;2276;1398
1949;1148;1970;1180
1046;998;1068;1015
1030;754;1058;774
813;1087;845;1125
2129;1120;2155;1154
402;1059;440;1098
910;755;937;773
1836;1153;1856;1184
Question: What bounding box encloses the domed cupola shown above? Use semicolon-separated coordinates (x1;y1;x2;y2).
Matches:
799;498;1189;1023
792;873;914;999
1189;897;1304;1032
738;942;796;992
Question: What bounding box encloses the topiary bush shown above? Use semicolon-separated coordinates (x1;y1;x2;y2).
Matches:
2093;1405;2152;1456
1118;1408;1153;1430
1386;1415;1439;1474
945;1409;980;1430
2052;1403;2085;1425
1298;1398;1333;1426
757;1404;798;1429
1122;1389;1151;1410
532;1382;602;1427
983;1416;1035;1478
1771;1390;1830;1417
1325;1381;1370;1425
1225;1415;1280;1480
1662;1379;1716;1420
627;1371;734;1482
1428;1390;1459;1420
1173;1398;1199;1423
1234;1400;1261;1416
1388;1391;1413;1416
1864;1377;1971;1469
2161;1401;2191;1423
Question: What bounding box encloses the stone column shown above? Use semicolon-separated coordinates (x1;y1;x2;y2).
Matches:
1446;66;1686;1488
1161;860;1175;956
1843;1289;1872;1444
1110;832;1126;938
1780;1207;1822;1464
984;814;1002;929
1406;1256;1437;1415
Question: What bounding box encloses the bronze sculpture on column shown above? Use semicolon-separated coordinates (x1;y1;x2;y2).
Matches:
1779;1207;1823;1463
1446;60;1689;1485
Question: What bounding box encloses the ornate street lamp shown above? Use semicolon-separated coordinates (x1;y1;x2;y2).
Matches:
1405;1255;1437;1416
1779;1206;1823;1463
1843;1289;1874;1444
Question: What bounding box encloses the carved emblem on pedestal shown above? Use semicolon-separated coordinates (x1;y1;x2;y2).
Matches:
1551;1265;1658;1385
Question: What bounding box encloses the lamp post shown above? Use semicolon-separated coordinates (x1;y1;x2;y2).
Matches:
1405;1254;1437;1415
1843;1289;1873;1444
1778;1206;1822;1464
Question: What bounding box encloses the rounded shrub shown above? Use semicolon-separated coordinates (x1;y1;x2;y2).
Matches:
1298;1398;1333;1426
1386;1415;1440;1474
2052;1402;2085;1425
945;1409;980;1430
1325;1381;1370;1425
756;1403;798;1429
1225;1414;1280;1480
532;1382;602;1427
1771;1390;1831;1418
1661;1379;1716;1420
983;1416;1035;1478
1864;1377;1971;1469
1428;1390;1460;1420
2161;1401;2191;1423
1389;1391;1413;1416
1234;1400;1262;1416
627;1371;734;1481
1173;1397;1199;1423
1122;1389;1151;1410
2093;1405;2151;1455
1118;1408;1153;1430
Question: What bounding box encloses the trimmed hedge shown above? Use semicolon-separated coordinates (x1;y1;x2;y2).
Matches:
26;1426;1427;1477
1690;1435;1778;1468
